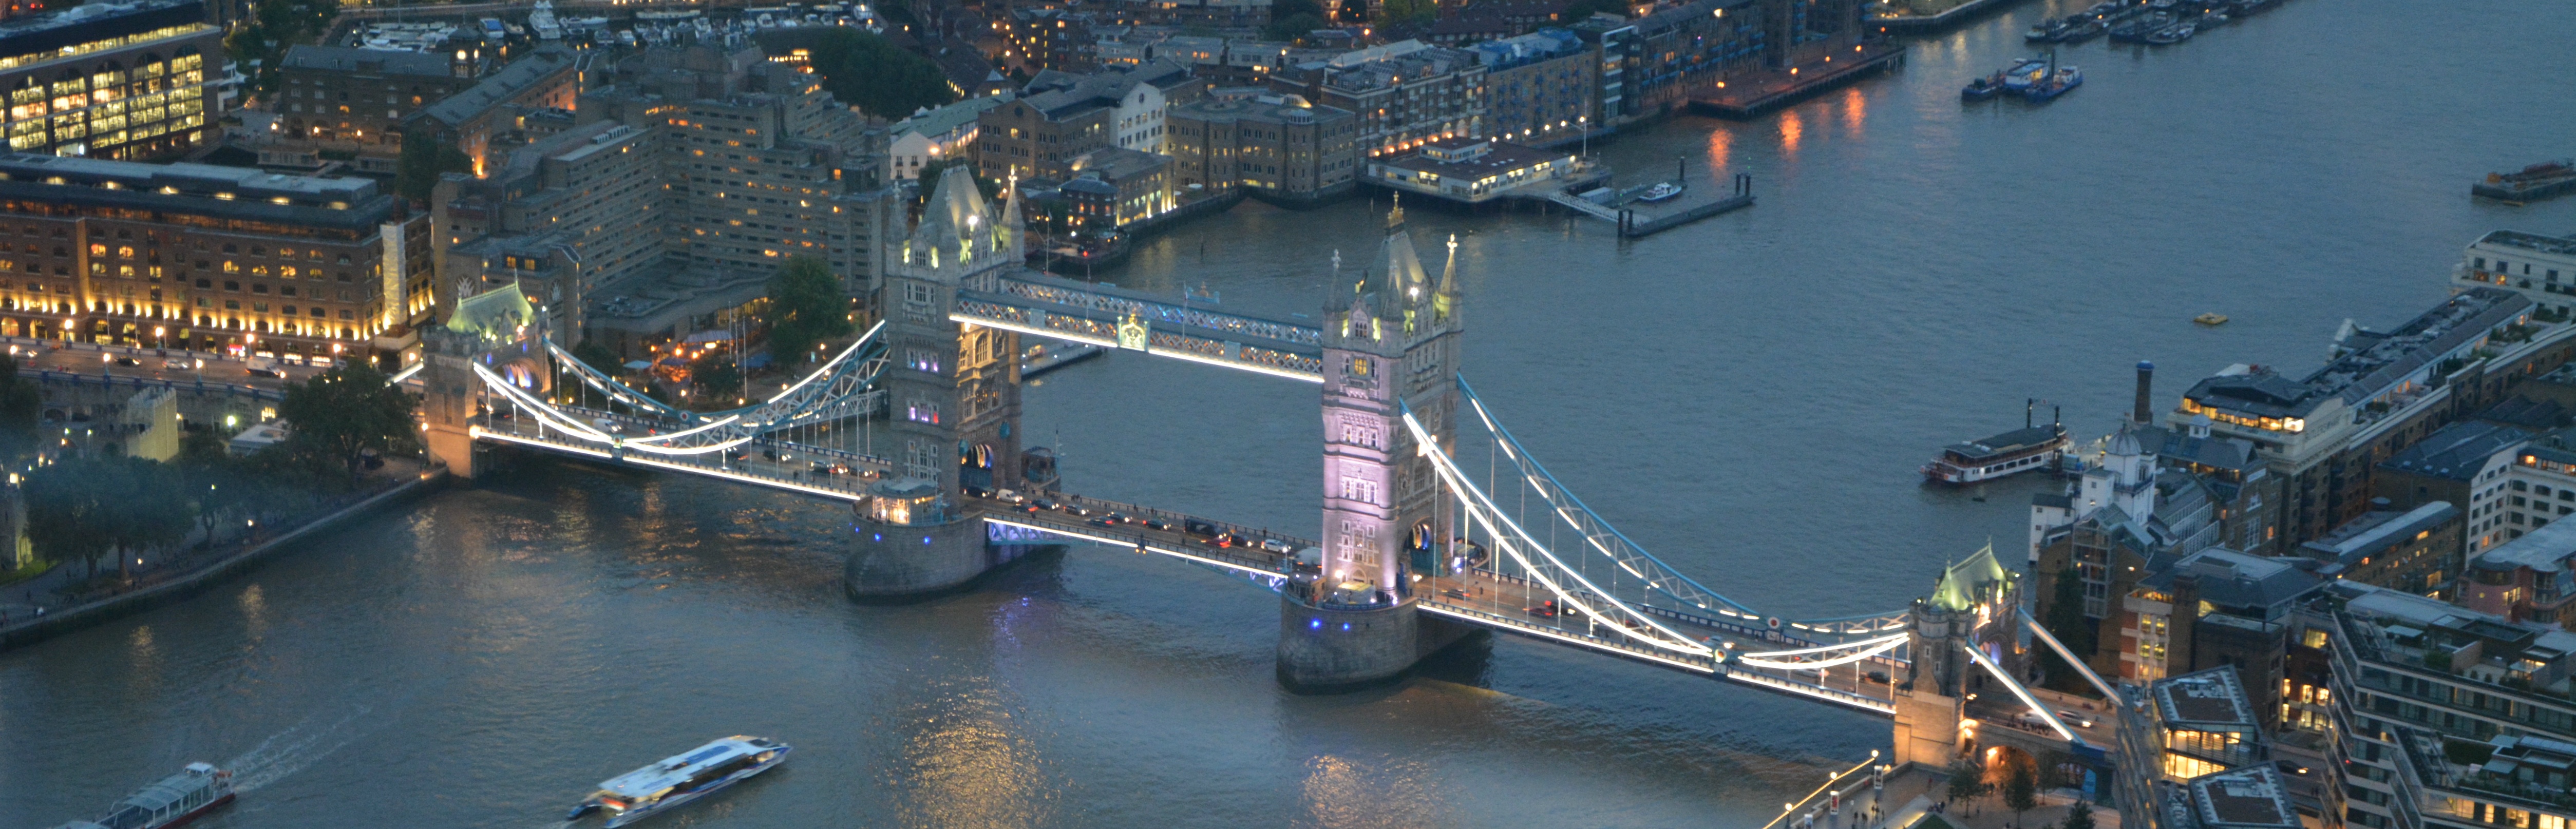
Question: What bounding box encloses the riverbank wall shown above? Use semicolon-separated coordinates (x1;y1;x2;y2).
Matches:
0;467;450;652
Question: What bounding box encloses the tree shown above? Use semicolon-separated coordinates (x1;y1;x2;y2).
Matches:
802;29;958;119
0;354;40;459
914;158;1004;210
690;351;743;406
277;362;419;485
1376;0;1436;25
1945;757;1984;807
393;128;475;202
763;256;853;365
1262;13;1329;41
2041;560;2098;692
25;457;191;580
2062;800;2095;829
2002;755;2040;828
1560;0;1630;20
571;339;626;377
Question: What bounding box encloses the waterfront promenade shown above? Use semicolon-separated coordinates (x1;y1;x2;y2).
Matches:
0;460;445;651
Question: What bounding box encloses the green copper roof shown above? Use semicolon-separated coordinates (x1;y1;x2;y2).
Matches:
447;282;534;341
1929;543;2012;612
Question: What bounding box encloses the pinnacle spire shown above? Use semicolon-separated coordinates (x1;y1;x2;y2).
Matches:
1386;192;1404;231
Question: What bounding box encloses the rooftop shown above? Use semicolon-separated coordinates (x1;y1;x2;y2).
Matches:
2380;420;2532;481
0;153;392;228
2183;288;2531;423
2171;765;2300;829
2472;510;2576;573
2476;229;2576;259
280;44;453;76
0;0;205;60
417;45;579;127
1375;136;1571;180
2153;665;2259;731
2300;502;2460;569
2142;548;2323;619
893;92;1014;140
1464;28;1582;70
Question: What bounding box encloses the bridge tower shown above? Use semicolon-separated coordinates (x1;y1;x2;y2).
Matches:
1277;199;1474;690
418;283;543;478
1891;546;2030;769
846;166;1039;600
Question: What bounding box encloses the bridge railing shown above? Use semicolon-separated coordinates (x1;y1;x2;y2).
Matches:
30;370;286;401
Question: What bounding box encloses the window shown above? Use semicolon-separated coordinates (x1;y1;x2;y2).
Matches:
1339;476;1380;506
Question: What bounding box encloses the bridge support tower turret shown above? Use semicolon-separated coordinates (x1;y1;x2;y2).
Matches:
1277;201;1476;691
418;283;544;478
846;167;1047;600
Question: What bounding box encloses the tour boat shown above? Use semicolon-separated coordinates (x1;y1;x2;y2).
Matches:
568;736;791;827
1637;182;1684;202
2195;312;2230;325
49;762;234;829
1921;421;2069;485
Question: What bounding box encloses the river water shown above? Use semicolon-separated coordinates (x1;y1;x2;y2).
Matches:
7;2;2575;826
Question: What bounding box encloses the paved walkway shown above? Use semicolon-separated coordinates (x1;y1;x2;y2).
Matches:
1862;768;2122;829
0;458;427;628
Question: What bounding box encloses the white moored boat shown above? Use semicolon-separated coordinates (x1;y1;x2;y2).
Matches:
569;736;791;827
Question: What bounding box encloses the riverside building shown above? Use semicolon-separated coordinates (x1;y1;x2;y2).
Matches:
0;153;418;362
2456;230;2576;319
1164;92;1357;205
1270;41;1486;160
0;0;222;161
576;44;896;299
2172;288;2557;555
268;45;474;173
2323;581;2576;829
976;60;1201;182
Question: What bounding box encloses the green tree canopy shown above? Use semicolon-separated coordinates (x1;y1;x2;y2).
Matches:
1560;0;1631;21
2002;756;2040;827
803;29;959;119
25;456;192;578
394;128;476;202
1945;758;1984;806
277;362;419;483
2040;561;2099;692
0;354;40;459
2062;800;2095;829
223;0;340;95
1378;0;1437;24
1263;12;1330;41
763;255;854;365
571;339;626;377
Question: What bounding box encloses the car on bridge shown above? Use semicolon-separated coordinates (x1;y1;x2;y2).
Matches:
1526;600;1559;618
112;356;140;367
1137;518;1170;531
1059;502;1092;517
1258;538;1294;554
994;489;1027;505
1030;497;1060;513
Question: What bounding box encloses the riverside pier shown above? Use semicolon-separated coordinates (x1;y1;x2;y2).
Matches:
1691;42;1909;120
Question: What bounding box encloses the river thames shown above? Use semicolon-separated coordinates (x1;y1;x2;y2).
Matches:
7;1;2575;826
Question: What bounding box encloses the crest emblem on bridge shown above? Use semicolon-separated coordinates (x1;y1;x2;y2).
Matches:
1115;309;1148;351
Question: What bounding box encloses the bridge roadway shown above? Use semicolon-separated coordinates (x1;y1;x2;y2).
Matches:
953;272;1327;381
470;409;1901;714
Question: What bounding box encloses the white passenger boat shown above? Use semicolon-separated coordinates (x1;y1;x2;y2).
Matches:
568;736;791;827
48;762;234;829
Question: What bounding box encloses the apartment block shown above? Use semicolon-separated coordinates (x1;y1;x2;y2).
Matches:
1165;92;1356;204
0;0;223;160
0;153;419;362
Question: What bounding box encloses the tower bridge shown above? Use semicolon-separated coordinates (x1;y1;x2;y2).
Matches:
409;167;2116;782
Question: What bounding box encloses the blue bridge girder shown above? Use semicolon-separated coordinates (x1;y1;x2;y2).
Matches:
951;272;1327;382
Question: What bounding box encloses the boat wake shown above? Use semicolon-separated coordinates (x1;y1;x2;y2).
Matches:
223;704;375;793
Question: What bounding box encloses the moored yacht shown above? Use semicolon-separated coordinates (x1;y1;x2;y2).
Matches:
48;763;234;829
1922;405;2069;485
569;736;791;827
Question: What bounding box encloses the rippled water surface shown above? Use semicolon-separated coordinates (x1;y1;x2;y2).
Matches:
7;2;2576;825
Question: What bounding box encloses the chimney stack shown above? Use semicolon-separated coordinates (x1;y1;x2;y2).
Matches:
2133;361;2155;425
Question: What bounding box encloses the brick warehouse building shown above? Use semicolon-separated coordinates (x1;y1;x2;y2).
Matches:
0;154;424;364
